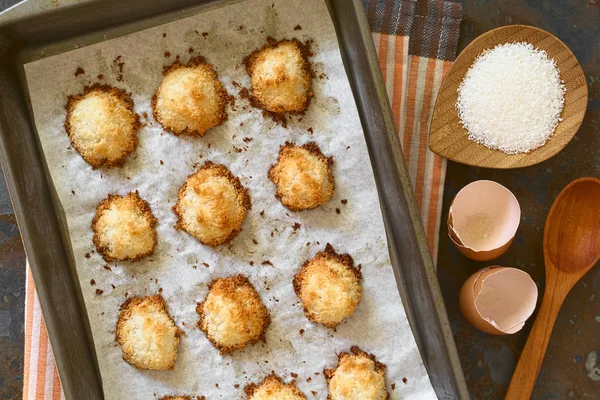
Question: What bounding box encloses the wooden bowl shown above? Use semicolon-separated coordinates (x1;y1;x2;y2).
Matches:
429;25;587;169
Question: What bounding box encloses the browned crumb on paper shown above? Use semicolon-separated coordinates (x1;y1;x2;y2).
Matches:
74;67;85;77
112;55;125;81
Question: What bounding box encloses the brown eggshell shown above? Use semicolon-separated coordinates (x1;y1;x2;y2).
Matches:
459;266;537;335
450;235;515;262
448;180;520;261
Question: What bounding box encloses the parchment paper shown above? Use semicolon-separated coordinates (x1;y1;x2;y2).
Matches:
24;0;437;398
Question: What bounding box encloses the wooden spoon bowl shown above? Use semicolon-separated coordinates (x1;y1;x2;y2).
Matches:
429;25;587;169
506;177;600;399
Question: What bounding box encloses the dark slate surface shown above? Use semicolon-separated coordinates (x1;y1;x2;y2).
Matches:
0;0;598;399
438;0;600;399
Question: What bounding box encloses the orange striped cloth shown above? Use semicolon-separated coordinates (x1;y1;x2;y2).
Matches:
366;0;461;261
22;1;461;398
23;264;64;400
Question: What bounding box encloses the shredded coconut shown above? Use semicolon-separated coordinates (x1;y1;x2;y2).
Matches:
456;42;565;154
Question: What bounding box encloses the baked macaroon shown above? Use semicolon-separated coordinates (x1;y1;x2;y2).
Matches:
269;142;334;211
173;161;251;246
159;396;205;400
153;56;227;136
196;274;270;353
245;374;307;400
116;294;182;370
65;84;140;168
92;191;157;262
294;243;361;328
324;347;389;400
244;38;312;120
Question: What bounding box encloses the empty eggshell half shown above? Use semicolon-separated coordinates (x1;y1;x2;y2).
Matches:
459;266;538;335
448;180;520;261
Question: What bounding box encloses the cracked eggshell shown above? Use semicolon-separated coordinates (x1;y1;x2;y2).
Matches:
448;180;520;261
459;266;538;335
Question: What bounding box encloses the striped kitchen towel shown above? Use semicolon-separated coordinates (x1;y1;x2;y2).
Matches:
23;1;462;398
23;264;64;400
366;0;461;262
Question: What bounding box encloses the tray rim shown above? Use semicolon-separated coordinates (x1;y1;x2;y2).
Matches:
0;0;468;398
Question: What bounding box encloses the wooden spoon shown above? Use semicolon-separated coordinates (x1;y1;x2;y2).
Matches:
506;177;600;399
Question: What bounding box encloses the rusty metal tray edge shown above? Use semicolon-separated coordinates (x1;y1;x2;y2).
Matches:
0;0;468;398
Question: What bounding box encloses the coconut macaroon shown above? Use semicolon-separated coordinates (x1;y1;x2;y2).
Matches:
294;243;361;328
173;161;250;247
196;275;270;353
116;294;182;370
244;38;312;120
153;56;227;137
65;84;141;168
92;191;157;262
245;374;307;400
269;142;334;211
324;347;389;400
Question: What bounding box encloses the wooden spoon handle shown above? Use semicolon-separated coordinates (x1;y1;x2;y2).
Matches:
505;283;566;400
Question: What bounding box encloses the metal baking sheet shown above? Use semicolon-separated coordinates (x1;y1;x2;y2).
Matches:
0;0;468;398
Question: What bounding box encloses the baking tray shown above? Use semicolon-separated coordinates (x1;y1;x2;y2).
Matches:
0;0;468;398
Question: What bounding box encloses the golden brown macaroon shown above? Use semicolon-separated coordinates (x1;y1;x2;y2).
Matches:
294;243;361;328
92;191;157;262
324;347;389;400
244;38;313;121
153;56;227;137
173;161;251;246
269;142;334;211
245;374;307;400
116;294;182;370
65;84;141;168
196;274;270;353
